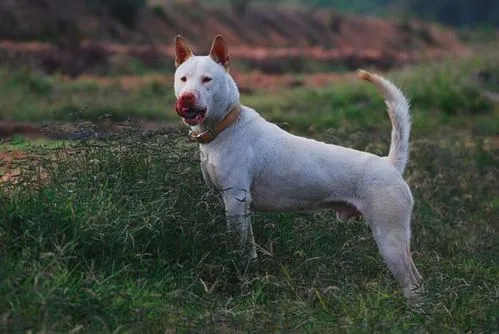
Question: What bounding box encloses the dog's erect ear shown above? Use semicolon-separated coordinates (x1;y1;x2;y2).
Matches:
209;34;230;70
174;35;193;67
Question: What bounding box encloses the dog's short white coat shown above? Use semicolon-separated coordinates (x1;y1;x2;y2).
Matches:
173;35;423;298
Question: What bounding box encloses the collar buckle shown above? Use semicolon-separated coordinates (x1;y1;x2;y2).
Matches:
188;129;215;143
187;104;241;144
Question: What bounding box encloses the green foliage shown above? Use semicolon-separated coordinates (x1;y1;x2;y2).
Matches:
0;69;176;121
5;69;54;96
405;0;499;27
243;57;497;135
398;63;494;115
458;26;499;44
151;4;167;20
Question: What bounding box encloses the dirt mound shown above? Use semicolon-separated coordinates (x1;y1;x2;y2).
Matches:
0;1;469;76
0;38;469;78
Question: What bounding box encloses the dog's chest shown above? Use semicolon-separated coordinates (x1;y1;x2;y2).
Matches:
199;149;224;189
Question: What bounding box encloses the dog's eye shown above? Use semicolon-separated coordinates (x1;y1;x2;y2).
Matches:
180;76;187;82
202;77;212;84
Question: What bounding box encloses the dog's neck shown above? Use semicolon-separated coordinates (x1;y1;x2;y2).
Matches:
188;103;241;144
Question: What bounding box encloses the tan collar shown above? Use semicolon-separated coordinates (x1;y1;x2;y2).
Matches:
188;104;241;144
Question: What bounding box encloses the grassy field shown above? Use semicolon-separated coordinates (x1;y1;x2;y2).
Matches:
0;54;498;332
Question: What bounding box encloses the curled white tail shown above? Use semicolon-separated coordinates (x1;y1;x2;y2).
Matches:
358;70;411;174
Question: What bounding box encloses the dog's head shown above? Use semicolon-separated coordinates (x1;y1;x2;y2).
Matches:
173;35;239;127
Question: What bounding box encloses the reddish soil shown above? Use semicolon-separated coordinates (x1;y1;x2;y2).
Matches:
0;1;467;49
0;1;469;76
0;150;26;183
0;121;43;139
57;70;354;93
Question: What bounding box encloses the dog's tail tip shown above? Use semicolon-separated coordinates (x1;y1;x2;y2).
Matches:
357;69;374;82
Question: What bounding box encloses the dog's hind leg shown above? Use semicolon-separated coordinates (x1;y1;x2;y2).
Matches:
222;188;257;260
364;189;423;299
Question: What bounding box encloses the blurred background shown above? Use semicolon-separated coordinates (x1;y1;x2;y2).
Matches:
0;0;497;139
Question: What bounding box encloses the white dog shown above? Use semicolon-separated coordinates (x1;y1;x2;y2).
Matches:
173;35;423;298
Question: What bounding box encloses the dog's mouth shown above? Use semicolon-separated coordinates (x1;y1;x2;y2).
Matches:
178;107;207;126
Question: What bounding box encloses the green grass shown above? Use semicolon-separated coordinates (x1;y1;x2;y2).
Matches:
0;69;177;122
1;54;498;131
244;55;499;135
0;135;66;150
1;128;497;333
1;55;499;332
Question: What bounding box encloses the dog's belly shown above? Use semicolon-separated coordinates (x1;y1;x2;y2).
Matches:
251;194;323;212
250;182;349;212
251;186;362;222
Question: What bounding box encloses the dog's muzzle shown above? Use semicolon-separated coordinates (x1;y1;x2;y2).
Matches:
175;92;207;125
176;92;196;117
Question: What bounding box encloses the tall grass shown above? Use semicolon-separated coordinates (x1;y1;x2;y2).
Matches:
1;120;498;333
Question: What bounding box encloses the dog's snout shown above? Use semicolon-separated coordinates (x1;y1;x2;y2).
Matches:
176;92;197;116
178;92;195;107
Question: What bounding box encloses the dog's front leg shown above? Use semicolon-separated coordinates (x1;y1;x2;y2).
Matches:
222;188;257;260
